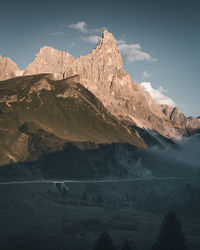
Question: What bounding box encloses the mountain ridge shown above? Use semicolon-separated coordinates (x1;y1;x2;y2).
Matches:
0;73;146;167
0;30;200;139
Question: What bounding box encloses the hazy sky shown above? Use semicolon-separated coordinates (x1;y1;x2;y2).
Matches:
0;0;199;116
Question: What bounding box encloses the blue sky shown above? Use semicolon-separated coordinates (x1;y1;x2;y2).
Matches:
0;0;199;116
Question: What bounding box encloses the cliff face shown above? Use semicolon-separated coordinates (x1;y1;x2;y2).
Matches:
0;55;21;81
24;30;123;82
24;30;199;139
1;30;200;139
23;30;126;109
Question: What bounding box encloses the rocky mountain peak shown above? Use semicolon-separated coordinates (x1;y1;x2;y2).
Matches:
1;31;200;138
0;55;21;81
38;46;73;58
24;30;123;85
103;29;112;38
89;30;123;69
22;31;200;138
96;29;119;50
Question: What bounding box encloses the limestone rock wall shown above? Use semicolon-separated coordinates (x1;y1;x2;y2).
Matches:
23;30;200;138
0;55;21;81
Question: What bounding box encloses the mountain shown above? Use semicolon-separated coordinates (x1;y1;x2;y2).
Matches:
0;74;197;180
0;31;199;179
0;55;22;80
1;31;199;140
22;30;200;139
0;73;150;179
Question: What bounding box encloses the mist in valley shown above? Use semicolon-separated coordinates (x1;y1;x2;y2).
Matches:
139;132;200;177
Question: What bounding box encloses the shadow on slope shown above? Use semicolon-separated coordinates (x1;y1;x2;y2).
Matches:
0;74;145;166
0;140;198;181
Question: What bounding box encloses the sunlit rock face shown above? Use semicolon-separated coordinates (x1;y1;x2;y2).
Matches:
24;31;122;83
0;55;21;81
23;30;200;138
23;31;169;137
1;30;200;138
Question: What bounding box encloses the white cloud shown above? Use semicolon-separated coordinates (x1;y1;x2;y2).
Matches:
69;21;157;64
116;38;126;45
118;43;157;63
69;21;88;33
158;86;168;93
142;71;151;78
69;21;106;34
49;23;65;36
140;82;176;107
89;27;107;33
82;35;99;43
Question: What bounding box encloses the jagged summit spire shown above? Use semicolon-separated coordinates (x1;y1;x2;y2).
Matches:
92;30;121;65
24;29;123;80
99;29;117;46
102;29;113;38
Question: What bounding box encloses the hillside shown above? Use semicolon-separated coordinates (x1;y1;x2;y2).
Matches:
0;74;147;179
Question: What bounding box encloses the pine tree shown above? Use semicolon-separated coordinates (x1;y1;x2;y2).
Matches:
93;231;115;250
152;210;189;250
121;239;131;250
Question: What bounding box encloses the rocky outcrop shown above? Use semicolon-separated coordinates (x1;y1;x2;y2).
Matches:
24;31;186;139
1;30;200;139
161;105;200;129
0;55;22;81
24;30;123;83
186;116;200;129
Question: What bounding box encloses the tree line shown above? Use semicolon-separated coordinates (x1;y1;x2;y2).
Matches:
93;210;189;250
